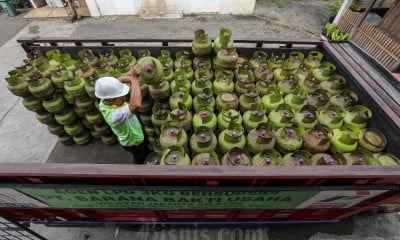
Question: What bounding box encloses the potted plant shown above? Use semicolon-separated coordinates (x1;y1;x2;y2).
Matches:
328;0;343;23
321;23;349;41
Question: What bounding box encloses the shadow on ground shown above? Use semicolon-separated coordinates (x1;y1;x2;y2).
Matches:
117;218;354;240
268;218;354;240
46;140;133;164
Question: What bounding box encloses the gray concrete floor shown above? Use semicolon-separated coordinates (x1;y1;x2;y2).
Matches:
0;9;30;47
1;0;400;239
28;212;400;240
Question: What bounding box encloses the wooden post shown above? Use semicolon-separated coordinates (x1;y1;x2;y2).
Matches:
378;0;400;42
349;0;377;38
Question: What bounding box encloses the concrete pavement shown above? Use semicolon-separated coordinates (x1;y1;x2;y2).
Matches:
1;0;335;164
28;212;400;240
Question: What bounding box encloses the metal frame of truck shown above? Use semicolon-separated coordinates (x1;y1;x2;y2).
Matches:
0;38;398;225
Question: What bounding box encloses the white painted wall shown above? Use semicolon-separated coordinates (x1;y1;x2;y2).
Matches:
45;0;64;8
139;0;183;14
86;0;255;17
217;0;255;15
187;0;219;13
85;0;101;17
28;0;46;8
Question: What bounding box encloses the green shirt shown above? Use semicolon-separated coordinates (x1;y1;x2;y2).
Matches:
99;100;144;147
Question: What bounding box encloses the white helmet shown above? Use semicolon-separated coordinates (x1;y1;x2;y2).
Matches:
95;77;130;99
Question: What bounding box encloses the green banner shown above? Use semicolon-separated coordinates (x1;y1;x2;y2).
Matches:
18;187;318;210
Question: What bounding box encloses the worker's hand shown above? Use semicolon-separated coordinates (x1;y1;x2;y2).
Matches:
131;65;142;77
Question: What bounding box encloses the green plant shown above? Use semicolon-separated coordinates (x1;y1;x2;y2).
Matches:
328;0;343;17
326;23;349;41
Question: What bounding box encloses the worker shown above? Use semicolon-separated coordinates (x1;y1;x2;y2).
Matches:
95;65;148;164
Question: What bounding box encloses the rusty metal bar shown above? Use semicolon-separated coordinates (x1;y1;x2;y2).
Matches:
16;37;322;45
0;163;398;180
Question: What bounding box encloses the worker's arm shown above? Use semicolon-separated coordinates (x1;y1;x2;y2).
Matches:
118;76;131;83
128;65;142;113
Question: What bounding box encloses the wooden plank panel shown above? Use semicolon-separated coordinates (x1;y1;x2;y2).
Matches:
381;37;396;52
356;30;370;49
338;20;350;30
372;48;386;61
379;54;391;66
387;41;400;55
375;27;386;39
385;60;396;69
377;47;391;62
395;46;400;55
374;51;388;65
373;45;384;59
379;0;400;42
380;52;391;63
352;21;400;62
337;10;361;33
78;0;87;7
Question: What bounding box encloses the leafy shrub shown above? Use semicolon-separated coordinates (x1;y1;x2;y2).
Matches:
328;0;343;17
326;23;349;41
